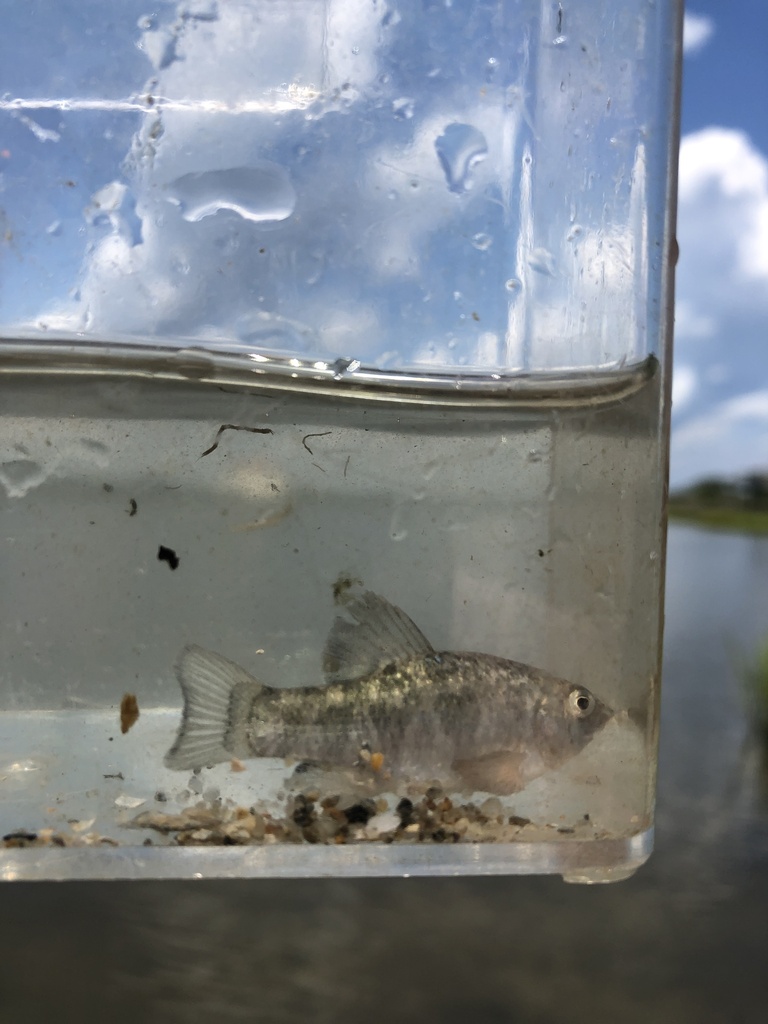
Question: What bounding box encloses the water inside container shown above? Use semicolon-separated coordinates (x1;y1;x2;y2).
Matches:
0;355;663;880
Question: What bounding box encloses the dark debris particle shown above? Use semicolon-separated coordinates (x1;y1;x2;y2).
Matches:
557;826;575;834
396;797;415;827
157;545;180;570
332;575;364;605
103;772;124;780
342;799;376;825
128;498;138;517
301;431;332;455
103;483;114;493
155;790;167;803
200;423;274;458
290;795;316;828
509;815;531;827
3;830;37;844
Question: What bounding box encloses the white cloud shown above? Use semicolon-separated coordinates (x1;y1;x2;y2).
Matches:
671;364;697;414
720;390;768;422
683;13;715;55
672;390;768;486
671;129;768;484
674;300;715;341
679;129;768;204
677;128;768;290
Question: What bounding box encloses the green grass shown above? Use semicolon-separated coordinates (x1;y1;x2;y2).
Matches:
668;504;768;535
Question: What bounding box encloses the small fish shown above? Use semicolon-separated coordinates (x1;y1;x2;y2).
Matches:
164;591;614;794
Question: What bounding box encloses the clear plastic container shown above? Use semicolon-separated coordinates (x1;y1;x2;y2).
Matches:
0;0;682;882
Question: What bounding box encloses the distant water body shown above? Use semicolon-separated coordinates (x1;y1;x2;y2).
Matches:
658;523;768;873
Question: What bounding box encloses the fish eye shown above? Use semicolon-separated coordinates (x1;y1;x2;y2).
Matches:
569;688;594;717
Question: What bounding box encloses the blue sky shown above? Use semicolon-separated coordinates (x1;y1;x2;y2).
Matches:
672;4;768;485
0;2;765;488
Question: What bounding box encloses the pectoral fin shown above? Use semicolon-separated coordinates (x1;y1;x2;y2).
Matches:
453;750;528;796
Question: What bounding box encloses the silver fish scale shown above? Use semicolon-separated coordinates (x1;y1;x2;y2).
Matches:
242;651;581;769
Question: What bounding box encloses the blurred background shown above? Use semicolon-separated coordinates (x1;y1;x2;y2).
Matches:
1;3;767;1022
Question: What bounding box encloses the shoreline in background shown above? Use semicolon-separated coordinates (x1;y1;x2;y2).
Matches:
669;472;768;535
668;505;768;535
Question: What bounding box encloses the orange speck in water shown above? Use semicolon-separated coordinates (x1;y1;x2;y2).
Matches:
120;693;139;734
370;752;384;773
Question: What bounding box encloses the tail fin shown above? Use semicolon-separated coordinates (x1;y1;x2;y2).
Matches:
164;645;261;771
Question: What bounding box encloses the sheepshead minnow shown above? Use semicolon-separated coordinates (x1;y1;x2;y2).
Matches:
164;591;613;794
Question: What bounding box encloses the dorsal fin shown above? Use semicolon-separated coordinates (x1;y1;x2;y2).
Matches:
322;591;434;684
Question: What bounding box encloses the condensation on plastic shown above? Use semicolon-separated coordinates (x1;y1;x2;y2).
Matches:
0;0;680;376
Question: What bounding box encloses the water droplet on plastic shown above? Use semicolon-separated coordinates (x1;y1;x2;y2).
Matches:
566;224;583;242
236;314;316;355
434;123;488;194
0;460;47;499
471;232;492;251
332;358;361;381
141;28;179;70
168;164;296;224
79;438;109;456
505;278;521;292
390;509;408;542
183;1;219;22
527;248;556;276
392;97;415;119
